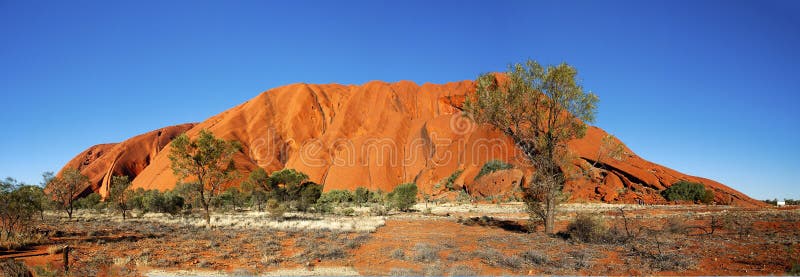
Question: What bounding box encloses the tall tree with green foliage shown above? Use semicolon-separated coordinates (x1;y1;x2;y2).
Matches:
241;168;271;211
46;168;90;220
269;168;309;202
463;59;598;234
108;175;132;220
169;129;241;228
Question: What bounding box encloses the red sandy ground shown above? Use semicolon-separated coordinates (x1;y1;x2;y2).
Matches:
3;205;799;276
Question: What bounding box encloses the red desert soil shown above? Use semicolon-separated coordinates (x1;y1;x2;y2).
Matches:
6;205;797;276
56;80;762;207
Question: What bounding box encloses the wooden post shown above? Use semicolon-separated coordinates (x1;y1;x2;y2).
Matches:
63;245;70;273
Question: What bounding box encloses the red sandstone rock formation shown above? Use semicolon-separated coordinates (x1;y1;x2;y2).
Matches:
57;123;195;198
56;80;763;206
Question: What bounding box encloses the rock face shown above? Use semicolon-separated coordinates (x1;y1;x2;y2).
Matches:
57;123;195;198
57;80;763;206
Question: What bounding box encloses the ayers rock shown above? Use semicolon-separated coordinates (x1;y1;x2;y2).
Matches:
58;80;763;207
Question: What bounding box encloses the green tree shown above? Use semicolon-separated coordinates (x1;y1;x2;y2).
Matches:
169;129;241;228
463;59;599;234
241;168;270;211
269;168;308;202
47;168;90;220
297;181;323;212
15;184;48;221
219;187;244;211
107;175;132;220
354;187;372;205
0;178;39;238
388;183;418;212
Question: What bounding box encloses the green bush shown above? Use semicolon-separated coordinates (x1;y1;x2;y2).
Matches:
127;188;184;214
354;187;383;205
661;181;714;204
318;190;354;205
296;182;322;212
266;199;285;220
340;207;355;216
475;160;513;179
443;170;463;190
388;183;417;212
74;193;103;210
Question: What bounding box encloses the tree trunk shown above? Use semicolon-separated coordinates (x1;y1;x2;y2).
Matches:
122;209;127;220
203;205;211;228
544;208;555;234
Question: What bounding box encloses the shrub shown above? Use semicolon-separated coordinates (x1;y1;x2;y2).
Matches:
296;182;322;212
566;213;609;243
0;181;43;240
354;187;370;205
218;187;245;211
318;190;354;205
74;193;103;210
388;183;417;212
369;204;387;216
340;207;355;216
473;249;523;270
266;199;285;220
789;263;800;275
127;188;184;214
422;263;444;276
390;249;405;260
475;160;513;179
413;243;439;262
521;250;548;265
0;258;31;276
448;265;477;276
390;268;416;276
665;217;688;234
661;181;714;204
442;170;463;190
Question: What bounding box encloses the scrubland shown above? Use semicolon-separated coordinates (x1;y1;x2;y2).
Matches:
1;203;799;276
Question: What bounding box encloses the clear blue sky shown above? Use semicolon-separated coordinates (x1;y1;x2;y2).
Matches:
1;0;797;199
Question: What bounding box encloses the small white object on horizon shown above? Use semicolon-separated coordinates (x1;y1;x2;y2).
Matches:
777;201;786;207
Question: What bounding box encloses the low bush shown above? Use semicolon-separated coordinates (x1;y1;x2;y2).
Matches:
354;187;383;205
448;265;477;276
74;193;104;210
266;199;286;220
475;160;513;179
789;263;800;275
388;183;417;212
413;243;439;262
422;263;444;276
521;250;548;265
390;249;405;260
390;268;416;276
442;170;463;190
340;207;356;216
661;181;714;204
665;217;688;234
0;258;31;277
566;213;609;243
318;190;354;205
473;248;523;270
127;188;184;215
